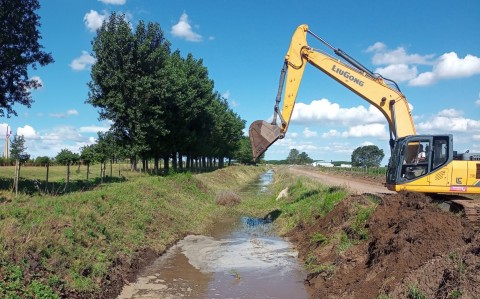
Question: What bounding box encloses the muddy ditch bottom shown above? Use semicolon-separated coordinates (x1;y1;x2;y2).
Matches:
118;215;308;299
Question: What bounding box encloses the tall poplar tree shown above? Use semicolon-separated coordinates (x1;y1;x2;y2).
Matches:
87;14;170;170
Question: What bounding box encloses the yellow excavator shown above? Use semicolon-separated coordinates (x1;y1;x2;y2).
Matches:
249;24;480;198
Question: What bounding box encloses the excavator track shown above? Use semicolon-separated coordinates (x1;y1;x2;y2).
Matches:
450;199;480;229
431;194;480;230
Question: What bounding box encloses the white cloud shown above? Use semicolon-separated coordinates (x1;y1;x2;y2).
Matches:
291;98;384;126
341;123;388;138
366;42;480;86
303;127;317;138
409;52;480;86
222;90;239;107
171;12;202;42
84;10;107;32
417;109;480;132
49;109;80;119
79;125;110;133
0;123;11;137
17;125;38;139
360;141;374;146
70;51;96;71
222;90;230;99
374;64;418;83
98;0;126;4
322;129;340;138
367;43;434;65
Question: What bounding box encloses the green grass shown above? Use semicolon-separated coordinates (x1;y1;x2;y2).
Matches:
0;165;267;298
407;285;427;299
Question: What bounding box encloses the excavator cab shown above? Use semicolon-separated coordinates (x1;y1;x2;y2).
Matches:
386;135;453;192
249;120;283;160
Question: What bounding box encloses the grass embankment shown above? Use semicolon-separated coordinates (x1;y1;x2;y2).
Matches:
0;165;266;298
239;167;349;233
238;167;379;279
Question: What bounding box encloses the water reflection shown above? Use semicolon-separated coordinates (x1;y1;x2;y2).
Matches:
240;168;274;195
118;170;307;299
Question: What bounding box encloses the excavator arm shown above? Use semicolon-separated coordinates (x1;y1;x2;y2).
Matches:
249;24;416;160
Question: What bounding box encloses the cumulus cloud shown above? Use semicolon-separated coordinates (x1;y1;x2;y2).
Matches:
374;64;418;83
367;42;434;65
409;52;480;86
322;129;340;138
341;123;388;138
17;125;38;139
171;12;202;42
70;51;96;71
417;109;480;132
84;10;107;32
291;98;384;126
0;123;11;137
303;127;317;138
367;42;480;86
98;0;126;4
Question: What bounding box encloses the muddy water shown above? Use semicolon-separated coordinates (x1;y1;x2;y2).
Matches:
118;170;308;299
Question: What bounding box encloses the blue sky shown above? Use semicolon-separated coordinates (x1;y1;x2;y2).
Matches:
1;0;480;164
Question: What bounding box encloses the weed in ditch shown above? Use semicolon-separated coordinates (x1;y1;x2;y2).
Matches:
215;190;241;206
407;285;427;299
229;268;241;280
311;232;328;246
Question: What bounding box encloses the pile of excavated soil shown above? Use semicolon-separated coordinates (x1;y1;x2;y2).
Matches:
287;192;479;299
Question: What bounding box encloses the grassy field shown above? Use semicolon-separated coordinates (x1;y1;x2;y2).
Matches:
0;164;349;298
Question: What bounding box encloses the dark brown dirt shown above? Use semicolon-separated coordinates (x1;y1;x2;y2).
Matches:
287;192;478;299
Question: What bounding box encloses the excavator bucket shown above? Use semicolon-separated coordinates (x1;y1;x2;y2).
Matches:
249;120;282;161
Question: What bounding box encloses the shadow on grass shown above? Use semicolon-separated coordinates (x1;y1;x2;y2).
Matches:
0;176;126;196
263;209;282;222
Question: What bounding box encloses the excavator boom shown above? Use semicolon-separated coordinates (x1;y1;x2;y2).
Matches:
249;24;415;160
249;24;480;199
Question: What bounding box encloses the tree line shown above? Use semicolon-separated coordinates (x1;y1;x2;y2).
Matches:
86;13;247;172
2;6;254;174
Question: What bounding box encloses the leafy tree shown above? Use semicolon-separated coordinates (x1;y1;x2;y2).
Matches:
35;156;50;166
55;149;79;188
87;14;170;171
351;145;384;167
286;148;300;164
93;131;119;180
298;151;313;164
80;145;96;180
0;0;54;117
10;134;29;162
10;134;29;195
234;136;261;164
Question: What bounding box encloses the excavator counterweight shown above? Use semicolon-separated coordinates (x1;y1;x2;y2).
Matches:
249;120;282;160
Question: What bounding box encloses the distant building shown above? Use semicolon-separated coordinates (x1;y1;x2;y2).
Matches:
339;164;352;168
312;161;334;167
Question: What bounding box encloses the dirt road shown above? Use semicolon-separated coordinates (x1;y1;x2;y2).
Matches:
287;166;395;195
284;166;479;299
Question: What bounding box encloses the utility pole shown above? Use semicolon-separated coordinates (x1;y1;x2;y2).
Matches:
4;126;10;159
